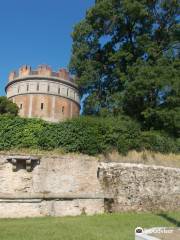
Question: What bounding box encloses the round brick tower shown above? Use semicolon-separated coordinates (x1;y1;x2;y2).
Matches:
5;65;80;122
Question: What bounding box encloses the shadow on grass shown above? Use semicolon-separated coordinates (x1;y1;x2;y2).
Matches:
158;213;180;227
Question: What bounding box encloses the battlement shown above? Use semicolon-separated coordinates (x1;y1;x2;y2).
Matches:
6;64;80;122
8;65;73;82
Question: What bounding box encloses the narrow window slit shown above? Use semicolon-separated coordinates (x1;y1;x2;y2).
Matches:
47;85;50;92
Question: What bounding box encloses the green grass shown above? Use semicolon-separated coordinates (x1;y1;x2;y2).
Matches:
0;213;179;240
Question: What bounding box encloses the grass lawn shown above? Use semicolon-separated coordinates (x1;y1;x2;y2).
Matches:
0;212;179;240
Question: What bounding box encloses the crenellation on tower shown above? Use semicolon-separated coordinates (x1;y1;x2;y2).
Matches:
8;65;75;82
5;64;80;122
37;64;52;76
8;71;17;82
58;68;70;80
19;65;31;77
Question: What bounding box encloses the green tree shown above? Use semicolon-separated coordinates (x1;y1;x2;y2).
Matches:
69;0;180;136
0;97;19;116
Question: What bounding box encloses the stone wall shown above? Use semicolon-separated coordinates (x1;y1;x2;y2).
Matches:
0;154;179;218
0;154;104;217
99;163;180;212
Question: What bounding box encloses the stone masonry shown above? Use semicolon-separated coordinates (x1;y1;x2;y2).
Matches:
99;163;180;212
0;154;179;218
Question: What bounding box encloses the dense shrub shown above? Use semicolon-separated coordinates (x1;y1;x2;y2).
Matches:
0;96;19;116
37;117;102;155
36;116;141;155
0;115;179;155
0;116;46;149
139;131;179;153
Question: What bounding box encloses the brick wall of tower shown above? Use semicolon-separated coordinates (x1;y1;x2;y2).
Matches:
11;94;80;122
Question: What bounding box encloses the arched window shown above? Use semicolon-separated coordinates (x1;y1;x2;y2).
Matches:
47;85;50;92
27;84;29;92
58;87;60;94
37;83;39;91
20;104;23;109
62;106;64;114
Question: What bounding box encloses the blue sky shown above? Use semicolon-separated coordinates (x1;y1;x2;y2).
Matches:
0;0;94;95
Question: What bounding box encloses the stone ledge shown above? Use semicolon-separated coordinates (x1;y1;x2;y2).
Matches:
0;199;104;218
100;162;180;171
0;193;113;199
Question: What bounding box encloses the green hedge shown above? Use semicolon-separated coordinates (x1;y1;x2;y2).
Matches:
0;116;179;155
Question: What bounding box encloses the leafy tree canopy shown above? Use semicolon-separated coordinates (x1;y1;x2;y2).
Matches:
69;0;180;136
0;97;19;116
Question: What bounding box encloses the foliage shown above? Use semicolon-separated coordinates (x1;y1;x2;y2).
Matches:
0;96;19;116
140;131;179;153
0;116;179;155
69;0;180;137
